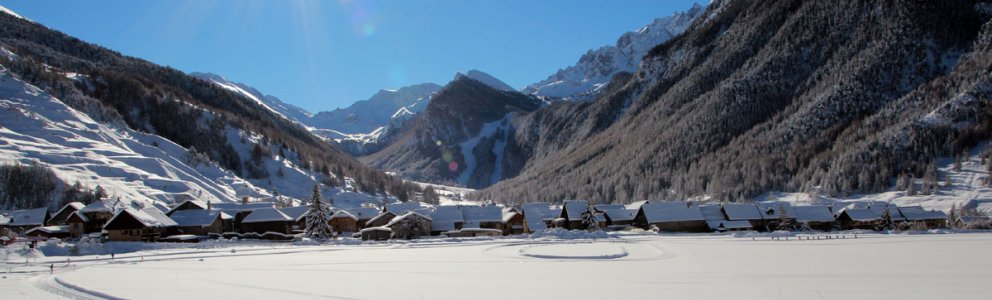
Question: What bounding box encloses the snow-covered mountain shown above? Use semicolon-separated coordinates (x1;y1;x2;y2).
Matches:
190;72;313;125
307;83;442;136
523;3;705;99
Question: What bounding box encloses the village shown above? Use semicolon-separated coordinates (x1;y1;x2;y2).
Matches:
0;193;974;247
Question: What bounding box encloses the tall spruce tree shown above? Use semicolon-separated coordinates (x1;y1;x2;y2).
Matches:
304;185;334;239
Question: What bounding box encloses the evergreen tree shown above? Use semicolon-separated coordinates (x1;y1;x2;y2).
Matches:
304;185;334;239
580;204;599;231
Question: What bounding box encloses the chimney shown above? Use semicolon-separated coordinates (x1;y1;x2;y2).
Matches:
242;196;249;205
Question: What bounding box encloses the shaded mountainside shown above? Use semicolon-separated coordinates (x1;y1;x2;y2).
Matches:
362;77;541;188
476;0;992;204
0;11;414;202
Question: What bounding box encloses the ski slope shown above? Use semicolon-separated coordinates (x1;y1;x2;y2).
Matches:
1;233;990;299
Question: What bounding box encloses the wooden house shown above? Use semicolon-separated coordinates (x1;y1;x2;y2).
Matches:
633;201;709;232
240;208;293;234
461;205;503;230
757;201;797;231
521;202;554;233
25;225;70;239
49;202;85;225
430;206;465;235
345;207;381;229
792;205;836;231
77;200;117;233
1;207;50;233
280;206;312;233
385;211;432;239
444;228;503;237
721;203;765;230
602;209;637;228
210;201;276;232
166;200;208;215
699;204;751;232
559;200;592;229
834;207;882;230
104;208;178;242
328;210;359;233
365;211;398;228
898;206;948;228
168;209;229;236
502;208;525;235
359;227;392;241
66;212;89;238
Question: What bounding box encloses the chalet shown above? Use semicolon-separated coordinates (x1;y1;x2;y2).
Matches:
328;210;359;233
521;202;554;233
1;207;50;233
792;205;835;231
359;227;392;241
103;208;178;242
462;205;503;230
66;212;89;238
633;201;709;232
721;203;765;229
560;200;591;229
444;228;503;237
366;211;398;228
345;207;381;229
166;200;208;215
898;206;948;228
834;206;882;230
25;225;70;239
384;202;424;214
502;208;525;235
210;201;276;232
77;200;117;233
601;209;637;228
49;202;85;225
384;211;432;239
240;208;293;234
699;204;752;232
430;206;465;235
169;209;229;236
280;206;312;233
757;201;797;230
954;215;991;228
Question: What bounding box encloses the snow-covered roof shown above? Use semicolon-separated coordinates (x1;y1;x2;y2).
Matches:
53;202;85;217
25;225;69;234
169;209;228;227
359;226;392;233
384;202;424;214
722;203;763;220
602;209;637;222
502;211;521;223
345;207;381;220
210;202;275;214
639;201;704;223
626;200;651;210
385;211;432;227
5;207;48;226
898;206;948;221
792;205;835;223
105;208;178;228
757;201;795;219
521;202;552;231
80;200;114;213
280;206;312;222
462;206;502;223
330;210;358;221
241;208;292;223
366;212;397;226
166;200;207;214
593;204;626;212
562;200;590;220
698;204;726;222
431;206;464;232
838;207;880;222
68;211;89;223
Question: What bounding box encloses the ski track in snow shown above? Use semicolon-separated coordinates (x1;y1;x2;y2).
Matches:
456;113;512;186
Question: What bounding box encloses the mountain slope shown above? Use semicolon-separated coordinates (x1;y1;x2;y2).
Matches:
523;3;705;99
362;76;541;188
0;11;413;208
307;83;442;136
477;0;992;204
455;69;515;91
190;72;313;125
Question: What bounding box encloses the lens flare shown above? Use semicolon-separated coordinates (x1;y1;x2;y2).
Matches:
442;151;453;162
448;161;459;172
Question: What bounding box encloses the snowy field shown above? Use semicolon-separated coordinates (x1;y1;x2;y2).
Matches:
2;232;991;299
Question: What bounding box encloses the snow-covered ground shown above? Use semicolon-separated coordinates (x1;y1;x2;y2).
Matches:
2;232;990;299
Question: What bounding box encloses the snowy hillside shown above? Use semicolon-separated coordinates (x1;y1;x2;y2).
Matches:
190;72;312;125
523;3;705;99
0;64;385;209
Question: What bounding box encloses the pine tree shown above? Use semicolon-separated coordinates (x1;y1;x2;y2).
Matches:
304;185;334;239
948;202;958;228
580;204;599;231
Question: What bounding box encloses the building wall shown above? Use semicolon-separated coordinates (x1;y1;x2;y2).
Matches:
329;218;358;233
241;221;290;234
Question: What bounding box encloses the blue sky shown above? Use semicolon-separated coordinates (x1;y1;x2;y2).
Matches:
1;0;700;112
